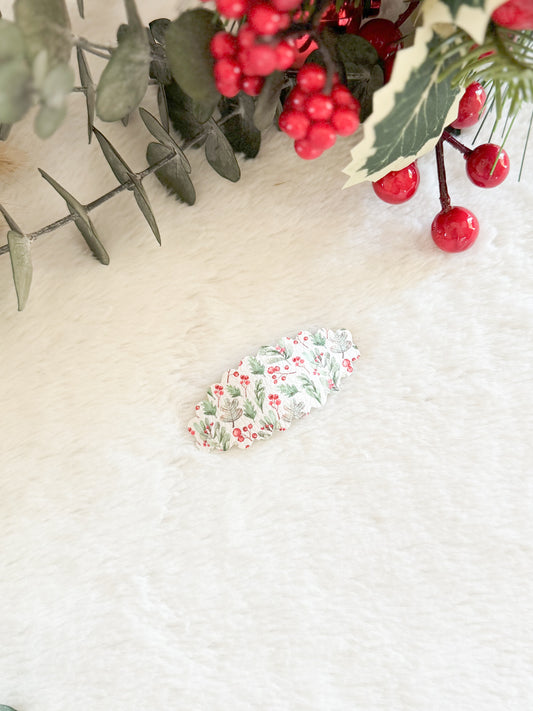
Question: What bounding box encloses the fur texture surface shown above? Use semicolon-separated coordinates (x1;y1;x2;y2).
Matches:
1;1;532;709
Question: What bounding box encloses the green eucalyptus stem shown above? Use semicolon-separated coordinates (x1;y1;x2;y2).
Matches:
74;36;115;58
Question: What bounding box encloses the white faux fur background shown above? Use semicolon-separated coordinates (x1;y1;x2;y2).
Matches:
1;1;532;709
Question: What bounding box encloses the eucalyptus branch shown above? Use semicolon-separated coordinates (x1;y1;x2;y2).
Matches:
74;36;115;58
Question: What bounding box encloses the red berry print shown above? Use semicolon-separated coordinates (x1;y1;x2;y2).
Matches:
431;206;480;253
465;143;510;188
372;162;420;204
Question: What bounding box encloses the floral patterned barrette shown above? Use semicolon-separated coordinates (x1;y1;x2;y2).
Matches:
188;328;360;451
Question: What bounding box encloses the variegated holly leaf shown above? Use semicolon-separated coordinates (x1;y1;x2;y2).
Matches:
343;26;462;186
421;0;508;45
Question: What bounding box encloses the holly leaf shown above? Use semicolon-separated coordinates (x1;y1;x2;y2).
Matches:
343;27;461;185
14;0;71;67
93;127;161;244
7;230;32;311
312;332;326;346
38;168;110;264
220;94;261;159
243;399;257;420
204;119;241;182
254;380;265;411
165;9;221;119
202;400;217;416
77;47;95;143
146;142;196;205
279;383;298;397
248;356;265;375
227;384;241;398
422;0;507;45
254;71;285;131
95;0;150;121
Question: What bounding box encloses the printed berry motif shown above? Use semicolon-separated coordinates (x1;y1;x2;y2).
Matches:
279;64;361;159
188;328;360;451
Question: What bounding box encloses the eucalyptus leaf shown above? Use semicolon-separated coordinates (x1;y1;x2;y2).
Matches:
7;230;32;311
147;142;196;205
157;83;170;133
149;18;171;45
254;71;285;131
165;9;221;117
205;119;240;182
76;47;95;142
14;0;72;67
40;62;74;108
220;94;261;159
34;102;67;137
77;0;84;18
164;80;207;145
139;106;182;155
92;128;160;244
0;203;24;233
0;58;32;123
0;19;26;62
96;20;150;121
38;168;110;264
337;33;380;67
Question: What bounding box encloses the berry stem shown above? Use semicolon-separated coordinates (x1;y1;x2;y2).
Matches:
435;136;451;211
443;130;472;156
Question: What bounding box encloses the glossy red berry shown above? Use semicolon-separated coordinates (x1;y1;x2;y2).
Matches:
294;138;323;160
331;84;358;110
465;143;510;188
305;93;334;121
491;0;533;29
372;162;420;204
249;3;284;35
284;86;307;111
241;75;265;96
216;0;247;19
275;41;297;71
307;121;336;150
450;82;487;129
357;19;402;60
271;0;303;10
210;32;238;59
278;109;310;139
297;64;327;93
331;106;360;135
214;57;241;96
431;206;479;252
238;25;257;48
240;44;278;76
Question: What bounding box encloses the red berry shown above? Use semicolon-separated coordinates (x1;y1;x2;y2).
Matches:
331;106;360;136
491;0;533;29
210;32;238;59
307;121;337;150
372;162;420;204
240;43;278;76
431;206;479;252
450;82;486;129
284;87;307;111
216;0;247;19
275;41;297;71
252;433;258;439
249;3;283;35
238;25;256;48
297;64;327;93
214;57;241;82
305;93;334;121
465;143;510;188
271;0;302;10
331;84;358;110
241;75;264;96
238;436;245;442
294;138;323;160
233;428;242;436
357;19;402;60
278;109;311;140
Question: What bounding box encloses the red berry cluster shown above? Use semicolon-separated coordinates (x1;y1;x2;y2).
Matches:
209;0;302;98
279;64;361;160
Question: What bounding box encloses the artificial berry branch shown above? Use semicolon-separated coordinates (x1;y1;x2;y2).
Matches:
435;136;451;212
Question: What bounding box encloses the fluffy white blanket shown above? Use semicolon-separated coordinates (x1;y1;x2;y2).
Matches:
1;1;532;709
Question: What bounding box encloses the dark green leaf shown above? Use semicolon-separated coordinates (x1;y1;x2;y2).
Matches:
254;71;285;131
77;0;84;18
38;168;109;264
93;128;161;243
157;83;170;132
14;0;71;67
139;106;182;154
149;18;171;45
349;63;383;122
0;58;32;123
7;230;32;310
205;119;240;182
165;9;221;117
337;33;380;67
96;3;150;122
146;142;196;205
76;47;95;142
164;80;208;145
220;94;261;159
